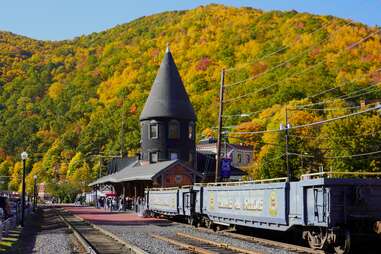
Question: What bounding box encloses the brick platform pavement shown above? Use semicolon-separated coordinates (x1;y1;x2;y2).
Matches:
63;206;167;225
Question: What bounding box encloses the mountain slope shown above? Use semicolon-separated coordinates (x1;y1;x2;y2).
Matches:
0;4;380;194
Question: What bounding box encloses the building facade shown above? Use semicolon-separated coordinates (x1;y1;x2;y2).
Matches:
140;46;196;168
197;138;253;168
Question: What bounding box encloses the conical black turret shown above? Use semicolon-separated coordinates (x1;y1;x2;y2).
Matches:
140;46;196;167
140;46;196;121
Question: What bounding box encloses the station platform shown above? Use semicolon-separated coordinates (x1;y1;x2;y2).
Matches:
63;206;167;225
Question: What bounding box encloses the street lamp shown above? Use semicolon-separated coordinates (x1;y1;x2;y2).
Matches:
20;151;28;227
33;175;37;211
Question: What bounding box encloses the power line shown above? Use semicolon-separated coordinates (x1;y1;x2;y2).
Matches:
223;69;381;115
323;150;381;159
227;105;381;135
225;21;333;73
224;61;324;103
224;41;329;88
223;30;380;104
297;81;381;108
298;68;381;102
292;106;360;111
224;20;356;87
287;152;315;158
289;150;381;160
238;153;286;170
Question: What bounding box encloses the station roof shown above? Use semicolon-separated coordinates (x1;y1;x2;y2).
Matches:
89;160;200;186
139;46;196;121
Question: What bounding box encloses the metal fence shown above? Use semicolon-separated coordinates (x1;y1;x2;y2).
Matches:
0;205;32;241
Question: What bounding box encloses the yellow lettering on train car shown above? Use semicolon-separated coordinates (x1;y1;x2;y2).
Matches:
269;191;278;217
210;193;215;210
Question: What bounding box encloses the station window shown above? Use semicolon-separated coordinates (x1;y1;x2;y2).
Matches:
188;122;194;140
237;153;242;163
168;120;180;139
150;152;158;163
149;123;158;139
246;154;251;163
170;152;178;160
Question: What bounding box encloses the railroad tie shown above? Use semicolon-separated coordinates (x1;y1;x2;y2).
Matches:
176;232;263;254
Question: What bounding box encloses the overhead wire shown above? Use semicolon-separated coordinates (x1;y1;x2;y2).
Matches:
224;20;378;89
238;153;286;170
227;105;381;135
224;39;331;88
223;61;325;103
223;31;380;105
224;20;355;87
223;68;381;116
297;81;381;109
289;150;381;160
323;150;381;159
225;20;333;73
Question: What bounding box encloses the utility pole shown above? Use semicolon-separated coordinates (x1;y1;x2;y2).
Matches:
120;104;126;158
285;106;290;181
215;69;225;182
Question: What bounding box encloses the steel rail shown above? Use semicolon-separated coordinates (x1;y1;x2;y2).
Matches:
55;207;147;254
176;232;263;254
151;234;217;254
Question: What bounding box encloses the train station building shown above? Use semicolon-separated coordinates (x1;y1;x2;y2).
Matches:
89;46;203;196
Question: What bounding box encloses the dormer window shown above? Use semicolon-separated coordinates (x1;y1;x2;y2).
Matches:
149;122;158;139
188;121;194;140
168;120;180;139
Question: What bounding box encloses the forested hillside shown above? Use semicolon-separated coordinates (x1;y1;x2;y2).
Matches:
0;4;380;199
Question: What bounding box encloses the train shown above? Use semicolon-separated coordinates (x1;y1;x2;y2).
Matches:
145;172;381;254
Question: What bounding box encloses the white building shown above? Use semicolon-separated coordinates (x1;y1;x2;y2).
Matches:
196;138;253;168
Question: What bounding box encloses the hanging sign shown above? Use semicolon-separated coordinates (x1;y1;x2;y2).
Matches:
221;158;232;178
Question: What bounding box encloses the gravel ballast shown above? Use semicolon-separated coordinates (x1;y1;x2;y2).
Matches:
31;208;75;254
100;221;298;254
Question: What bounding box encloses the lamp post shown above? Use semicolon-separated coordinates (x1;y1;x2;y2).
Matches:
33;175;37;211
20;151;28;227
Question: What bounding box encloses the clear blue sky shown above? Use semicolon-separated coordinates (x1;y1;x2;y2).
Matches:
1;0;380;41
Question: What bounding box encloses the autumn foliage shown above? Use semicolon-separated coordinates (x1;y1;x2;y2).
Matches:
0;4;381;197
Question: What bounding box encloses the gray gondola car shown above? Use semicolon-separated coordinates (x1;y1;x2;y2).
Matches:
145;186;194;219
145;173;381;253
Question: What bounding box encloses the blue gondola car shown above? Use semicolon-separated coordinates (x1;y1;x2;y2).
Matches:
145;172;381;253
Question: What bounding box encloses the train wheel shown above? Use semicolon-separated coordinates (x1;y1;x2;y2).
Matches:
305;228;328;250
204;219;212;229
213;224;221;232
187;217;194;226
333;230;351;254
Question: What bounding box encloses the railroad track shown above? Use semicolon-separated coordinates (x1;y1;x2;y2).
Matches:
54;207;147;254
151;232;263;254
174;222;323;254
213;229;324;254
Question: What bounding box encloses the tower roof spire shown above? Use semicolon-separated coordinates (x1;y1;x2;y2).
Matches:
140;46;196;121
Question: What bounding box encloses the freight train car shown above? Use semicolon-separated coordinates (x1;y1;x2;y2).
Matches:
145;186;194;218
145;172;381;253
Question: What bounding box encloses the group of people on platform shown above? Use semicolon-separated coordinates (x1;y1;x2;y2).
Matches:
96;196;144;212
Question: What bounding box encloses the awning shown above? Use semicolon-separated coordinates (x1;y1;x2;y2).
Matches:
89;159;202;186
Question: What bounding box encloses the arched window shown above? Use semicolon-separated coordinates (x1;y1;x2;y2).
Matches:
188;121;194;140
168;120;180;139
